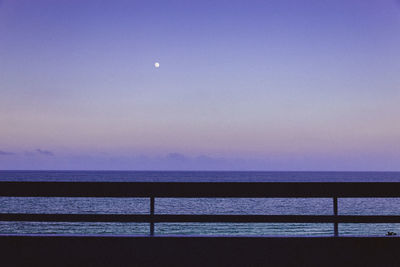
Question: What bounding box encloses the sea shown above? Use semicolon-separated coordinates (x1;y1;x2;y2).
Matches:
1;171;400;237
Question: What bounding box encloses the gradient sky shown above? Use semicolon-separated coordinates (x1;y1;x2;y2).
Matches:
1;0;400;170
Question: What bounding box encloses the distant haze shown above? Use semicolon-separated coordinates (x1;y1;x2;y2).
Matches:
0;0;399;170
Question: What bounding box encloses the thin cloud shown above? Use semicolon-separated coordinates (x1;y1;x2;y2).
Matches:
35;149;55;156
166;153;187;161
0;150;15;156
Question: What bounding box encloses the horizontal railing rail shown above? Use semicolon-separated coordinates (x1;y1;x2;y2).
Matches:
2;182;400;236
2;182;400;197
2;214;400;223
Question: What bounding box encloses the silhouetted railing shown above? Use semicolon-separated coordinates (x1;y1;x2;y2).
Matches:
2;182;400;236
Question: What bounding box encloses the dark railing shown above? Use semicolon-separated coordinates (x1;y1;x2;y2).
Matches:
2;182;400;237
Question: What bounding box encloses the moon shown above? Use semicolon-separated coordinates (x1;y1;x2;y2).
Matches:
154;62;160;68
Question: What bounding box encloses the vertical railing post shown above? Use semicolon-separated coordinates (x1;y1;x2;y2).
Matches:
150;196;155;236
333;197;338;237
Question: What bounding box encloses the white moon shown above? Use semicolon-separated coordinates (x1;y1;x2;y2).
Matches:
154;62;160;68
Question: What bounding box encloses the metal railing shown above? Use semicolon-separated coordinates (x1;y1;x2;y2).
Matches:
1;182;400;236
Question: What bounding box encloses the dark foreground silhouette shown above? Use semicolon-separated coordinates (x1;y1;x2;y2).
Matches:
1;235;400;267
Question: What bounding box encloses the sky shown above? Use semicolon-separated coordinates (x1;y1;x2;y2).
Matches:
0;0;400;170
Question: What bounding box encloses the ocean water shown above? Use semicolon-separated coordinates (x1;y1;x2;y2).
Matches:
1;171;400;236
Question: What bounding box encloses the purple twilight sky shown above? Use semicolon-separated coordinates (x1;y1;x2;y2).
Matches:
0;0;400;170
